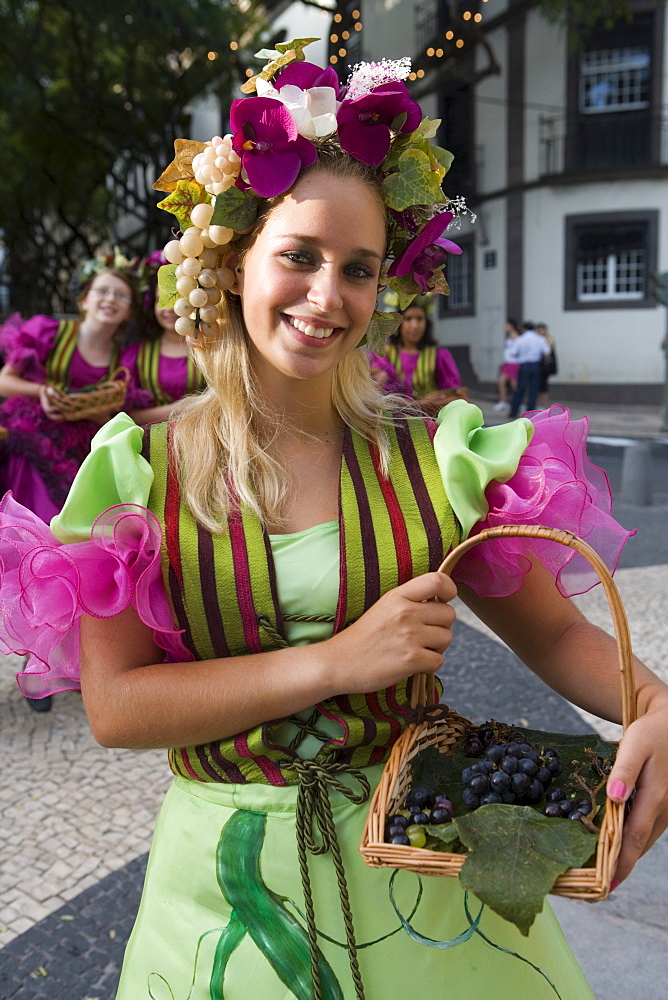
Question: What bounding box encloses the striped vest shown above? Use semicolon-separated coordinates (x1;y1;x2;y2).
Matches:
142;418;459;786
45;320;119;388
136;339;204;406
386;344;437;399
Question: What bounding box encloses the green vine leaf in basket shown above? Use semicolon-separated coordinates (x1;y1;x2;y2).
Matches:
456;805;597;936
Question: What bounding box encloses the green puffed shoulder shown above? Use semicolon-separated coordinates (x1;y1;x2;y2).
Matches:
433;400;534;539
50;413;154;542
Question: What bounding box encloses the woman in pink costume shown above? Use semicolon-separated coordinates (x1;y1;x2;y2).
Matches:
0;269;139;524
125;264;205;426
368;301;462;415
1;44;668;999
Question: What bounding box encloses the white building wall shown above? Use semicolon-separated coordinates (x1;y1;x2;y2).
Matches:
523;10;567;184
524;181;667;384
365;0;420;61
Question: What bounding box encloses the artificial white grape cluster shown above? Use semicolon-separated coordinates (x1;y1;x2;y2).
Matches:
162;136;246;345
191;134;242;196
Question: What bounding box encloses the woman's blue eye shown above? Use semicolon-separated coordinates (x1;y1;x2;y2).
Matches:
283;251;312;265
346;265;374;279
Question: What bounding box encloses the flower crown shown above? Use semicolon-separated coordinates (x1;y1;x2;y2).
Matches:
153;38;465;349
72;246;165;305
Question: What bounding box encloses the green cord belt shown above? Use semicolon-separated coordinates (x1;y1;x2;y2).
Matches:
260;614;371;1000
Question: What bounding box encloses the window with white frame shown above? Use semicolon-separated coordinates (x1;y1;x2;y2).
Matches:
566;214;657;310
580;47;651;114
439;239;474;317
447;246;472;310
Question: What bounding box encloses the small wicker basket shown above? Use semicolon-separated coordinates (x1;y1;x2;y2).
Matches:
360;524;637;902
48;367;130;422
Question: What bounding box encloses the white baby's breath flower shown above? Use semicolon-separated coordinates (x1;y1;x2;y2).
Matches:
345;58;412;100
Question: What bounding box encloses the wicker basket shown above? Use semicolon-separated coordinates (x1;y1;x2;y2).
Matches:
360;524;637;902
48;367;130;421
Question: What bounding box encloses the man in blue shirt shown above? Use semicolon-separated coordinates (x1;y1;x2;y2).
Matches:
508;322;552;417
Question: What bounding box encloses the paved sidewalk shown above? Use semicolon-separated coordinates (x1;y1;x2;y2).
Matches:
470;391;667;441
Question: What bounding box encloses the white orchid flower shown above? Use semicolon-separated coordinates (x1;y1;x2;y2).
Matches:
256;79;338;140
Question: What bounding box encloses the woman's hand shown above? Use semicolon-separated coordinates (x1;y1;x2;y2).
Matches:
321;571;457;695
607;685;668;884
38;384;65;421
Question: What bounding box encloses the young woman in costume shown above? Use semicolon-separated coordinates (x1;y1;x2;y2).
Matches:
125;254;205;426
368;300;463;415
0;267;140;524
1;47;667;1000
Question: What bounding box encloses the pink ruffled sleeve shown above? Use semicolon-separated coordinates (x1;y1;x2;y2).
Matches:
447;404;635;598
0;314;59;381
0;493;192;697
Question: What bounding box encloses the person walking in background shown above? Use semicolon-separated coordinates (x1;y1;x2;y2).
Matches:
494;318;520;412
368;300;464;416
508;320;552;418
537;322;557;409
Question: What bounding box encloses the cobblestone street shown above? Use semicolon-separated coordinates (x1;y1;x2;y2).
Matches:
1;398;667;999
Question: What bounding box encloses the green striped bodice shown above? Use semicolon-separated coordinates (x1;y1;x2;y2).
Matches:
142;418;458;786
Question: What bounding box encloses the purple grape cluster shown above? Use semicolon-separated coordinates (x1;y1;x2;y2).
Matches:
460;730;564;811
543;787;592;822
385;786;455;846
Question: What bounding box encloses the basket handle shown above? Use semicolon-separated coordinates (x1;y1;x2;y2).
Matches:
411;524;637;732
107;366;131;384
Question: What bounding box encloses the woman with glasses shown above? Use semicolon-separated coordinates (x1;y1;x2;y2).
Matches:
0;268;145;710
0;268;141;523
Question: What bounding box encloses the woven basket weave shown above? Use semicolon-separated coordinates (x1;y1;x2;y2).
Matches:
49;367;130;421
360;524;637;902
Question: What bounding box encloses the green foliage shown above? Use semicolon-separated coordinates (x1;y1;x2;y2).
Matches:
410;725;617;933
536;0;648;38
210;186;259;233
457;805;596;935
157;180;210;232
157;264;178;308
364;310;402;353
0;0;261;312
381;149;448;212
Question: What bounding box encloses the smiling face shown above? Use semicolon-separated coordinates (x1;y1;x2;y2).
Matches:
154;298;178;333
80;271;133;328
235;171;386;392
400;305;427;348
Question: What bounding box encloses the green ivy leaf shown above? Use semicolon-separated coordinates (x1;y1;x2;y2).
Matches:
156;180;209;232
456;805;597;935
210;187;258;232
157;264;178;308
381;149;447;211
387;273;421;310
390;112;408;133
428;268;450;297
430;144;454;176
363;309;402;353
415;117;442;139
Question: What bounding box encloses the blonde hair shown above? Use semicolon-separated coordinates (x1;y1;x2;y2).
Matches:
171;148;410;533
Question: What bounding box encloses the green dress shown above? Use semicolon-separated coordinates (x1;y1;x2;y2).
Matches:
50;406;595;1000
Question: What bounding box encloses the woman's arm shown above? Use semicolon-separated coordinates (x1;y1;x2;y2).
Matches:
129;402;178;426
458;558;668;881
0;364;42;399
79;571;457;750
